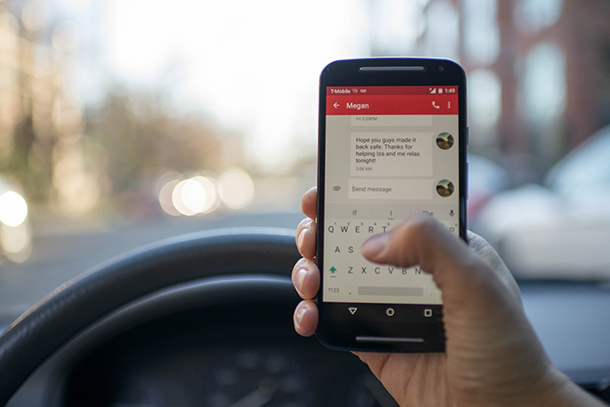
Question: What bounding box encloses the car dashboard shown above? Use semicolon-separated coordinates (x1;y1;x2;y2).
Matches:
8;276;396;407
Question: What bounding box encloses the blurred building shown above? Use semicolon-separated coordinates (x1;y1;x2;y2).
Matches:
419;0;610;182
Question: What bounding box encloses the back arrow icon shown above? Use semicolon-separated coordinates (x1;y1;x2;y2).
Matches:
333;102;340;108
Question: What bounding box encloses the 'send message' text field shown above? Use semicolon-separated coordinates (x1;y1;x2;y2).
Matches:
348;178;433;200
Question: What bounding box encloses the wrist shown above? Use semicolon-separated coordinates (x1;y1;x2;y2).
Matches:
527;366;607;407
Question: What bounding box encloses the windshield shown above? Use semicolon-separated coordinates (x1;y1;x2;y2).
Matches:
1;0;610;322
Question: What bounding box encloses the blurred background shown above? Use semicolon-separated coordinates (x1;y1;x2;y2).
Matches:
1;0;610;318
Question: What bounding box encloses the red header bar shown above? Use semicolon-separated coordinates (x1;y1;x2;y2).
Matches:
327;94;458;115
327;86;458;95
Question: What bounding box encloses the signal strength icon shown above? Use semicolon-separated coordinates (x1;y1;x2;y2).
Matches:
430;88;437;94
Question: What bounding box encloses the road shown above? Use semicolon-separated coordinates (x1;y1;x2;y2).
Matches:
0;211;303;325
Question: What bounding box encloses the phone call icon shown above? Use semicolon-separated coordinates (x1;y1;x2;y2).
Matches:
432;101;440;109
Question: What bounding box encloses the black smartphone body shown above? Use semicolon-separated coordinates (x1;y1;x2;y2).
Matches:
316;58;467;352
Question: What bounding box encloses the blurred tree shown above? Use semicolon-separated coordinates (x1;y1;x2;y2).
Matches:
85;86;242;200
1;1;61;203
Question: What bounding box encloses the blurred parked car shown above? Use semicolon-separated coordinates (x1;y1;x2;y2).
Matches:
0;176;32;263
477;125;610;280
467;154;509;226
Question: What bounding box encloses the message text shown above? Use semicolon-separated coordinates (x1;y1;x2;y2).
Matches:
350;132;433;177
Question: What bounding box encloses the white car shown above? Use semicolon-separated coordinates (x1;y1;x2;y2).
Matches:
478;125;610;280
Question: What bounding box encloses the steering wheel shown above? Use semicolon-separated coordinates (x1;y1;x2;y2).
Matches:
0;228;301;406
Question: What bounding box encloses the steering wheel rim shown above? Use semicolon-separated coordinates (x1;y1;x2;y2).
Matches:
0;227;300;406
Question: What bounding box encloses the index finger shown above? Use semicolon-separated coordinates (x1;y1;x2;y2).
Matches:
301;187;317;220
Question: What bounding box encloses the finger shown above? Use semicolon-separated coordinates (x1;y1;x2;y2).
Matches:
295;217;317;259
301;187;317;220
361;214;508;306
293;300;318;337
292;258;320;300
361;213;467;275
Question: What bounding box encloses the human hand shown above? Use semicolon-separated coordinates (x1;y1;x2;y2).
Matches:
293;187;605;407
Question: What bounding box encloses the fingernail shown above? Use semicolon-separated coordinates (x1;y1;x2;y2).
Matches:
294;268;307;292
297;223;309;248
362;233;389;259
293;306;308;329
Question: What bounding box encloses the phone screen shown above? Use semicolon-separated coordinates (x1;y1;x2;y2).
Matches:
322;85;460;307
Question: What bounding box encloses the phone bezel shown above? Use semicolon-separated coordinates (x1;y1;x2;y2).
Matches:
316;58;467;352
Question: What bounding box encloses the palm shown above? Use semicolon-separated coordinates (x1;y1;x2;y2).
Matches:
357;352;453;406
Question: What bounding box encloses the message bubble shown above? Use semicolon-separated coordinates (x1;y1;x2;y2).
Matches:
351;132;433;177
349;178;433;200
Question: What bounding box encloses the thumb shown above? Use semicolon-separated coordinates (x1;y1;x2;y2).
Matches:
361;214;512;309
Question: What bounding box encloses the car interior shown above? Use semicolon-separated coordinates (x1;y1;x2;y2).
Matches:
2;0;610;406
1;227;609;406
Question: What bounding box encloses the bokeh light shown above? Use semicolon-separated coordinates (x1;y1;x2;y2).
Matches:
171;176;219;216
21;0;50;31
0;191;29;227
218;168;255;209
158;179;181;217
0;222;32;262
158;172;250;216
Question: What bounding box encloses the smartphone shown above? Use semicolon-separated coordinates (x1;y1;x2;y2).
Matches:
316;58;467;352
